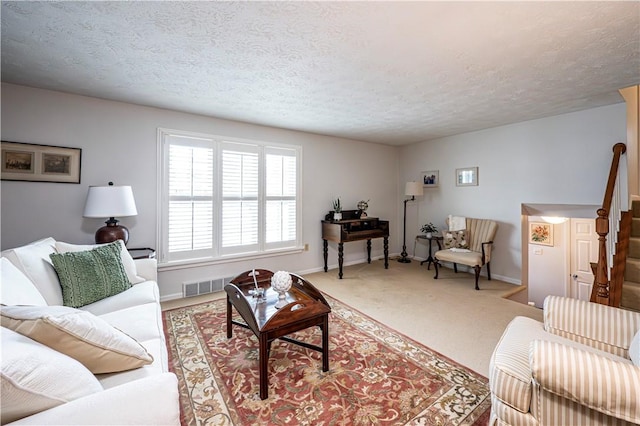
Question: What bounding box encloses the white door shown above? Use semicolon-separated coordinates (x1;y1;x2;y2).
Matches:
569;218;599;301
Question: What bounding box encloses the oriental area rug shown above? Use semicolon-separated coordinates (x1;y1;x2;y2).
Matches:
163;295;491;425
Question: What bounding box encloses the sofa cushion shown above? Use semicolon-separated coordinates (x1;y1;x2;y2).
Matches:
49;242;131;308
0;257;47;306
0;305;153;374
55;240;145;284
80;280;159;316
1;237;62;305
442;229;469;249
1;327;103;424
97;302;164;345
11;373;181;426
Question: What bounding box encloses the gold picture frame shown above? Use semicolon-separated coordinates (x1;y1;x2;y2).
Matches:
1;141;81;184
529;221;553;246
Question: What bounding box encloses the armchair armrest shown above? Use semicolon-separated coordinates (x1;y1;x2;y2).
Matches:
9;373;180;425
134;258;158;282
480;240;493;264
530;340;640;424
543;296;640;357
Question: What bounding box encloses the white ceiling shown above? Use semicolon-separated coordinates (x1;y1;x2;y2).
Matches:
2;1;639;146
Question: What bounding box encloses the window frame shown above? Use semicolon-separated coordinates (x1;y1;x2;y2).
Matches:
157;128;303;267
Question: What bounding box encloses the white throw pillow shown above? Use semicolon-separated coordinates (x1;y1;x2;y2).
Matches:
0;237;62;305
55;240;146;284
1;327;103;424
630;329;640;366
0;257;47;306
1;305;153;374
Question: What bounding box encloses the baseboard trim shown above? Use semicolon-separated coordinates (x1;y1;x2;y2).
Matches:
298;254;392;276
160;255;522;301
160;292;184;302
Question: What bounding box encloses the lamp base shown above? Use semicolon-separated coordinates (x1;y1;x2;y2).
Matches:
397;245;411;263
95;218;129;245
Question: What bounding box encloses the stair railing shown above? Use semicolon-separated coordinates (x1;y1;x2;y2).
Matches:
593;143;627;305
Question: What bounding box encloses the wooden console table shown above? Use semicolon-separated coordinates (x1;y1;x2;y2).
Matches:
321;210;389;278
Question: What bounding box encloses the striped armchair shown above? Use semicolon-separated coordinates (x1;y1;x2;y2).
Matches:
433;217;498;290
489;296;640;425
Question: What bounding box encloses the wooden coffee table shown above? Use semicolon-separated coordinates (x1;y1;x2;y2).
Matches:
225;269;331;399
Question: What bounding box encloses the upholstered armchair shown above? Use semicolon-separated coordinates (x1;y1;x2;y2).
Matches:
490;296;640;425
433;217;498;290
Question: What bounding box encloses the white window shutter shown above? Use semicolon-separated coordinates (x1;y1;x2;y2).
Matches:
159;129;300;264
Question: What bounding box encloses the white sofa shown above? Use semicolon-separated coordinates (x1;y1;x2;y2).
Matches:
489;296;640;425
1;237;180;425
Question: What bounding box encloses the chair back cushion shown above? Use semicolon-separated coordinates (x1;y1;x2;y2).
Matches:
466;218;498;260
544;295;640;358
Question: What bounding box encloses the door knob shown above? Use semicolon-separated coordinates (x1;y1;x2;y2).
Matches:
572;274;578;279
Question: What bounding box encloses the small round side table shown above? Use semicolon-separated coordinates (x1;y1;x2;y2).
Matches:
414;235;443;270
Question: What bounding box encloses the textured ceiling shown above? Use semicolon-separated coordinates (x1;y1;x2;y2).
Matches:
2;1;639;145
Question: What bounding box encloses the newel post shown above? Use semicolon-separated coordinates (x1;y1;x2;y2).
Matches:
594;208;610;303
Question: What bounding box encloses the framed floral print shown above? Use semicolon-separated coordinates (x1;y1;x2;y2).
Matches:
529;222;553;246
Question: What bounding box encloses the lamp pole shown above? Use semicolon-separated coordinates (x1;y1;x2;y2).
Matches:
398;195;414;263
399;181;422;263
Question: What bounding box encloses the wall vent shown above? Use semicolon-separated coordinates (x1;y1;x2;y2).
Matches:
182;277;229;298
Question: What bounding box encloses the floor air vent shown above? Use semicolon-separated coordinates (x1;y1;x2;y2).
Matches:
182;277;227;298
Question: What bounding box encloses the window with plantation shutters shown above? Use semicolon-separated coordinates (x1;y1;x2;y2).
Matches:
265;147;297;247
158;129;301;264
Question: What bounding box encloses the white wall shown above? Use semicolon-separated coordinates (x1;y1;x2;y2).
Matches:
1;83;628;296
1;83;400;299
400;102;627;284
527;217;568;307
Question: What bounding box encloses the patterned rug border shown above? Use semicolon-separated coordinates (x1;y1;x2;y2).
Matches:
163;292;491;425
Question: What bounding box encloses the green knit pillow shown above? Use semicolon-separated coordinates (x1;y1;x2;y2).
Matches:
50;242;131;308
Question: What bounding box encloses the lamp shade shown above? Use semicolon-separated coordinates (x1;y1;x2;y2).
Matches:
405;181;423;197
83;185;138;218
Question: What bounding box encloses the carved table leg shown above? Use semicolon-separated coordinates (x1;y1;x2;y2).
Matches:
259;334;269;400
321;315;329;372
323;239;328;272
383;237;389;269
338;242;344;279
367;239;372;263
226;295;233;338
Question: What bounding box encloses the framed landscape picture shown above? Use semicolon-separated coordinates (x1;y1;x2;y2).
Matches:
529;222;553;246
421;170;439;187
1;141;81;183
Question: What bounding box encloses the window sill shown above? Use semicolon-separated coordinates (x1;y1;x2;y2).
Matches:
157;246;304;272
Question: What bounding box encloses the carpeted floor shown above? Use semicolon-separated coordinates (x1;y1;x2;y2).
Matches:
162;260;543;378
163;293;491;425
302;260;543;377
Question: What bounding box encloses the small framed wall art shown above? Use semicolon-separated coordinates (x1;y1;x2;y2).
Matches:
456;167;478;186
421;170;439;187
529;221;553;246
1;141;82;184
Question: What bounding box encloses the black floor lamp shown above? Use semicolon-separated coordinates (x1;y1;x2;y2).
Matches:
398;181;423;263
